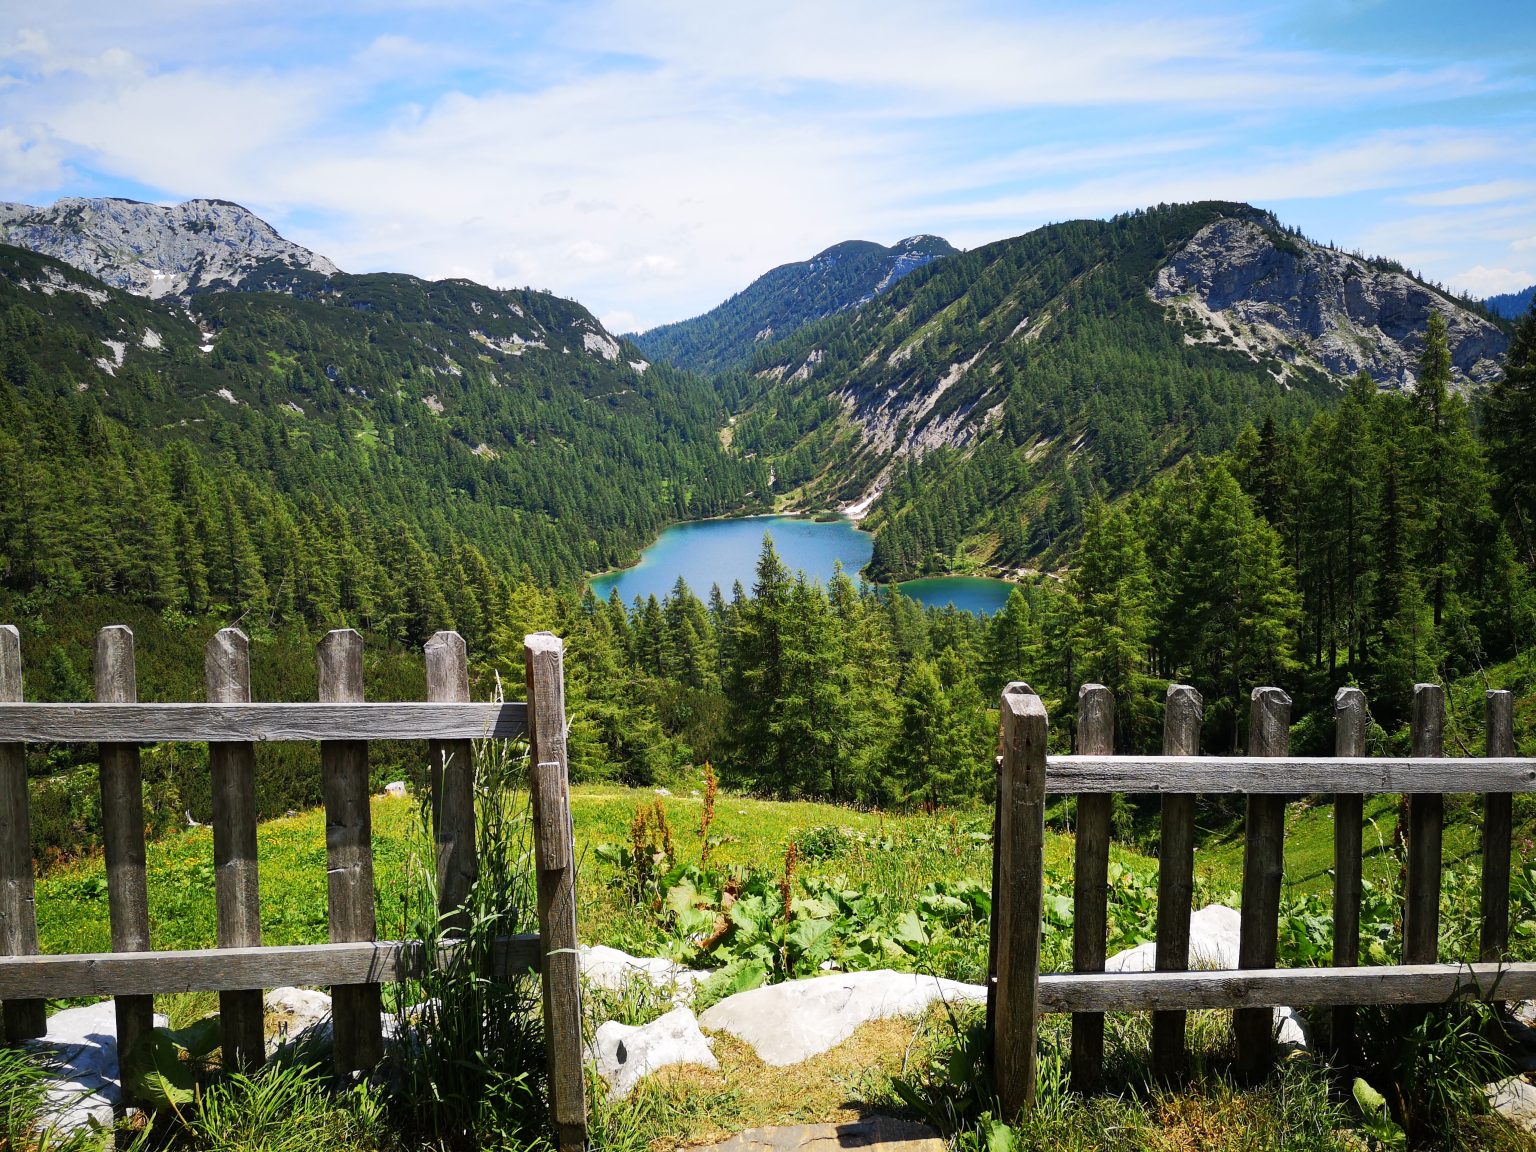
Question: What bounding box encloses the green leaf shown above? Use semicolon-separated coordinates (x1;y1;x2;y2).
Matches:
892;911;929;951
1353;1076;1389;1116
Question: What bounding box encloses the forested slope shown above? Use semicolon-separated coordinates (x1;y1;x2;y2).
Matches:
726;202;1507;580
0;243;768;648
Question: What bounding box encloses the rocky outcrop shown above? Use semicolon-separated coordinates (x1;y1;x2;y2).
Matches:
697;970;987;1066
0;197;338;299
1151;215;1506;392
592;1006;717;1099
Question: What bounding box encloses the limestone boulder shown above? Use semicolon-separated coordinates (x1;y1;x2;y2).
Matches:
580;944;709;1003
28;1000;170;1134
1487;1076;1536;1132
1104;903;1308;1052
592;1006;717;1099
698;970;985;1066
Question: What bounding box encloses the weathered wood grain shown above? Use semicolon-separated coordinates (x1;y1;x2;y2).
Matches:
426;632;477;928
994;684;1048;1122
1039;755;1535;794
0;701;527;743
1236;687;1289;1082
319;629;382;1074
1405;684;1444;965
207;628;263;1071
526;632;586;1152
96;625;154;1088
1033;962;1536;1013
0;625;45;1042
0;935;540;999
1152;683;1201;1081
1332;686;1369;1062
1071;683;1112;1095
1483;690;1516;963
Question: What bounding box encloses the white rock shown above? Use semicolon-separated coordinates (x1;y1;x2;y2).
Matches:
1105;904;1307;1051
383;780;409;798
580;944;709;1003
654;787;672;796
1106;904;1240;973
592;1006;716;1099
28;1000;169;1134
698;970;986;1066
1488;1076;1536;1132
264;986;333;1054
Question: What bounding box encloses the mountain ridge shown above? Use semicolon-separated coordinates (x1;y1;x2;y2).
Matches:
726;201;1510;578
630;234;957;375
0;196;340;300
1487;284;1535;319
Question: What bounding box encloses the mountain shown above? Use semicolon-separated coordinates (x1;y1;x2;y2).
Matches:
729;202;1510;578
1487;284;1535;319
631;234;957;375
0;197;339;299
0;237;766;641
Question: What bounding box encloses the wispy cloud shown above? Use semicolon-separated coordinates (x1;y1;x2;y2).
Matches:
0;0;1532;324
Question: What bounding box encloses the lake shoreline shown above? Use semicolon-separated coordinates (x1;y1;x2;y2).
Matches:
588;514;1016;614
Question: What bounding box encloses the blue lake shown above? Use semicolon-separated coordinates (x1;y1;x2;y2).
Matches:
589;516;1015;615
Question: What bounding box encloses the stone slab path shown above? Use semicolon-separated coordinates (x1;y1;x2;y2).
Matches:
689;1118;944;1151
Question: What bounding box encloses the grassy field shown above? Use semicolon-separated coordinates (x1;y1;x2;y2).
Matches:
26;780;1536;1150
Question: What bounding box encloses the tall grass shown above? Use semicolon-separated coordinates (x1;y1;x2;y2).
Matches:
386;731;550;1150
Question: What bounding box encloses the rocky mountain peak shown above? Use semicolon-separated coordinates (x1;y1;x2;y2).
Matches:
0;196;339;299
1150;214;1505;392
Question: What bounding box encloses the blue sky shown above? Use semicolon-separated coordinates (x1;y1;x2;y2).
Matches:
2;1;1533;332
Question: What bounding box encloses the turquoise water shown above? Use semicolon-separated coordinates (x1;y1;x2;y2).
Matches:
896;575;1016;616
588;516;1014;615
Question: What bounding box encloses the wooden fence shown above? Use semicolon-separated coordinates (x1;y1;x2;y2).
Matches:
0;624;586;1152
988;679;1529;1120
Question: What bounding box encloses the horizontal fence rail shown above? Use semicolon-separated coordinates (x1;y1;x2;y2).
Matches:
988;679;1530;1121
0;935;542;1000
0;701;529;743
1044;755;1536;793
1035;962;1536;1013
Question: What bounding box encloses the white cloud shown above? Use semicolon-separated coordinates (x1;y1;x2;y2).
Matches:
1451;265;1536;297
1405;180;1536;207
0;0;1530;327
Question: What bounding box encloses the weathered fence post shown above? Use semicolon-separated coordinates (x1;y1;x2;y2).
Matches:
1332;686;1369;1062
1405;683;1444;964
1071;683;1113;1094
318;629;382;1074
1483;690;1516;963
0;625;46;1043
993;683;1048;1122
525;633;586;1152
1236;686;1290;1082
426;632;476;930
206;628;263;1070
1151;683;1202;1080
96;625;154;1086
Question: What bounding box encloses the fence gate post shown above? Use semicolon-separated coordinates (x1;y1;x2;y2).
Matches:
0;625;46;1042
525;633;586;1152
1482;690;1515;964
1332;686;1368;1063
1404;684;1444;964
1236;686;1290;1082
1152;683;1202;1081
993;683;1048;1122
1071;683;1112;1094
318;629;383;1075
96;626;154;1092
206;628;264;1070
426;632;477;930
